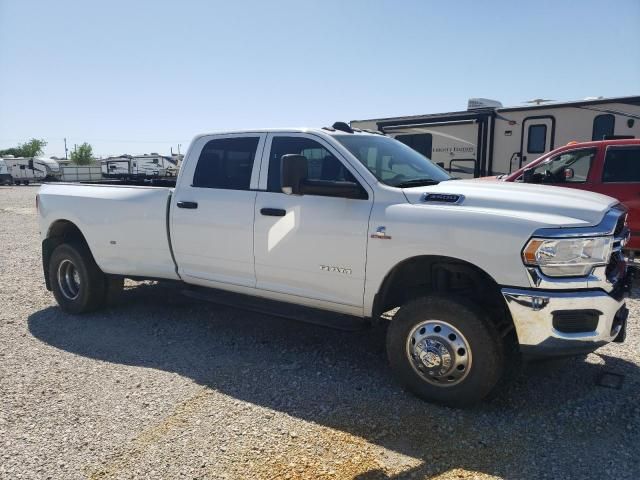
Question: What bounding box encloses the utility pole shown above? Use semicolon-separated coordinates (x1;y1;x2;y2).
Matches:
64;138;68;160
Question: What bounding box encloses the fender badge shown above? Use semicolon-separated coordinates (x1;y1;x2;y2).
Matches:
371;226;392;240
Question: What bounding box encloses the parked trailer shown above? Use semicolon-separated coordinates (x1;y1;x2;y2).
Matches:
101;154;178;179
1;156;48;185
351;95;640;178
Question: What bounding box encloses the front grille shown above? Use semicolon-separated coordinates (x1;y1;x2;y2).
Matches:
552;310;600;333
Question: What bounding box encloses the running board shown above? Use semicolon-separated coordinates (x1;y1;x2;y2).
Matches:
181;286;368;331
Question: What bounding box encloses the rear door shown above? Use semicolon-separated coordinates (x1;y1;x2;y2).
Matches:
253;133;373;312
521;117;554;168
171;133;266;287
590;145;640;249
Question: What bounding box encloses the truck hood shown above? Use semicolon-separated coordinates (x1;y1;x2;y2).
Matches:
402;180;618;228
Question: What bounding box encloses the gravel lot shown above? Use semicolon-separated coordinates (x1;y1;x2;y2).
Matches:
1;184;639;479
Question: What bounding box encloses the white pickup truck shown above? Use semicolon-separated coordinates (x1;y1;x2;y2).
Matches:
37;124;632;406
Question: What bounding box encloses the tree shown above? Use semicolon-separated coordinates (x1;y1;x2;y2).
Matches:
19;138;47;157
0;138;47;157
70;143;94;165
0;147;23;157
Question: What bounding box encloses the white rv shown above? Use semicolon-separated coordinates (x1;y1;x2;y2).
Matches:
101;154;178;178
351;95;640;178
1;156;48;185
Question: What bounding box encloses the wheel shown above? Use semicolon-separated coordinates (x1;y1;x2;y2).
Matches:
23;180;29;185
386;295;504;407
49;243;106;314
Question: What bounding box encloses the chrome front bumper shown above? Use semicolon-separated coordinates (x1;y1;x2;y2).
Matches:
502;287;629;357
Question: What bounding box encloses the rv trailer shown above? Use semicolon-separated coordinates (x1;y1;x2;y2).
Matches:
1;156;48;185
351;95;640;178
101;154;178;179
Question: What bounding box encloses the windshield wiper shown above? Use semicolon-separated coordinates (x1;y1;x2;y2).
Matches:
394;178;442;188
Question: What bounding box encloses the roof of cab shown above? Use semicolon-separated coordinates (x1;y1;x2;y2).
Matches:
192;123;384;140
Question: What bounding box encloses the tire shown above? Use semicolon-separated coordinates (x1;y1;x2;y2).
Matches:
386;295;504;407
49;242;106;314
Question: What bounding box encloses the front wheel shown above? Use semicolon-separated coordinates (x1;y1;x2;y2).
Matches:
386;295;504;407
49;243;107;314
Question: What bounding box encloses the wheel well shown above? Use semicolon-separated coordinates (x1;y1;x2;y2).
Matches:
373;255;514;338
42;220;90;290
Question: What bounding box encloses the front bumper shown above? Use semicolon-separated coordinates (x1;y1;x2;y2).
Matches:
502;285;630;358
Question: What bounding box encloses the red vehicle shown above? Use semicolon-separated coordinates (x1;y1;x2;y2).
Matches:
502;139;640;253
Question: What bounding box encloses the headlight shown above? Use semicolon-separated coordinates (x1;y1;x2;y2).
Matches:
522;236;613;277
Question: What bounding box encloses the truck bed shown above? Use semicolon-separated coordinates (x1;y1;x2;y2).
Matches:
38;183;180;281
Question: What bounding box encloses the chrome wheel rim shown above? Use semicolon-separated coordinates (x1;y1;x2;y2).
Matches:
406;320;472;387
57;259;81;300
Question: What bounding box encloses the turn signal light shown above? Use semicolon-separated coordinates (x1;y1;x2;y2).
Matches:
522;239;545;264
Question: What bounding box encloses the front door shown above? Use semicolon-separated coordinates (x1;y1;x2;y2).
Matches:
253;133;373;311
521;117;554;168
171;134;265;287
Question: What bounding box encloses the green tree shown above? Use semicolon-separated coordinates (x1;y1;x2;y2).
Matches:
19;138;47;157
0;147;23;157
70;142;94;165
0;138;47;157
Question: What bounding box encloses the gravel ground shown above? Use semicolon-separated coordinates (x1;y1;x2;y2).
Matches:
1;184;639;480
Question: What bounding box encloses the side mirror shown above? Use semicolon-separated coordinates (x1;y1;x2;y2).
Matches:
281;154;308;195
522;167;534;183
564;167;575;180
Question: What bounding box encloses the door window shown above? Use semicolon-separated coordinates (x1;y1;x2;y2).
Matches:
193;137;259;190
267;136;357;193
592;114;615;141
527;124;547;153
528;148;596;183
602;147;640;182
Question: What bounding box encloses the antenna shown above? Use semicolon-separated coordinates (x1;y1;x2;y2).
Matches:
524;98;555;105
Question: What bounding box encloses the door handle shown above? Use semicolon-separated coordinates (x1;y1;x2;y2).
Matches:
260;208;286;217
177;201;198;209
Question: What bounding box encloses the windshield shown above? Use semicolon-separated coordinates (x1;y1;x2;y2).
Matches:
335;134;451;187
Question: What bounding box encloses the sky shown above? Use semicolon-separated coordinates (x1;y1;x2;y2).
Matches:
1;0;639;158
